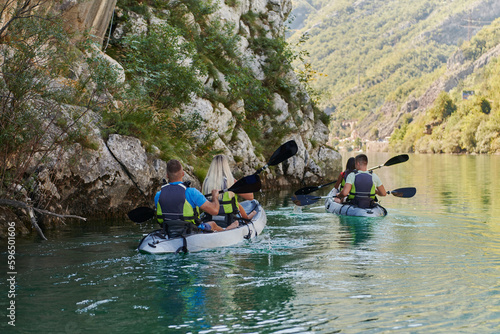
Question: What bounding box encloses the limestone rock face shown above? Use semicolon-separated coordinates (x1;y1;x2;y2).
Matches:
181;97;236;142
1;0;341;224
34;124;203;219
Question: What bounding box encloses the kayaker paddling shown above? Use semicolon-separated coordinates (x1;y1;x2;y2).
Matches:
335;154;387;208
292;154;413;218
154;159;237;232
132;140;298;253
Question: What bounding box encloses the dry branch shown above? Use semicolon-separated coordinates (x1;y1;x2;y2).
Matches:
0;198;87;240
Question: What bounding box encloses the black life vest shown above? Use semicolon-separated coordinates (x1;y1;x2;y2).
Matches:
348;171;376;208
156;183;199;224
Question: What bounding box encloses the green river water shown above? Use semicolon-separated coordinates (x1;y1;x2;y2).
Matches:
1;153;500;333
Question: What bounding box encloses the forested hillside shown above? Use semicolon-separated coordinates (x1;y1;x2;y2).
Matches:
390;19;500;154
288;0;500;153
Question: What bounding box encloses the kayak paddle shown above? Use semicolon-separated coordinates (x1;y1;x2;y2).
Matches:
255;140;298;175
291;187;417;206
207;140;297;198
387;187;416;197
368;154;409;171
294;154;410;195
205;140;298;198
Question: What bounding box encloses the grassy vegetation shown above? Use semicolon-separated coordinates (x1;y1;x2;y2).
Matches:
106;0;318;164
0;4;116;202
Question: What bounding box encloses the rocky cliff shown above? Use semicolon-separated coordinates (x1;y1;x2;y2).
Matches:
0;0;341;235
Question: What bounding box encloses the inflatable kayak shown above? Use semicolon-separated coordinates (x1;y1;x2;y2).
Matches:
137;200;266;254
324;188;387;217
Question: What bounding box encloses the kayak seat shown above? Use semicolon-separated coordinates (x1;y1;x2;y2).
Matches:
161;220;205;239
349;197;376;209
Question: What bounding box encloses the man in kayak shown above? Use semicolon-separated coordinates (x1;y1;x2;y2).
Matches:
154;159;233;232
335;154;387;208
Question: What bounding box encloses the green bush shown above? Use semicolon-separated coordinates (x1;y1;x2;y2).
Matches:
475;114;500;153
428;92;456;121
121;22;205;110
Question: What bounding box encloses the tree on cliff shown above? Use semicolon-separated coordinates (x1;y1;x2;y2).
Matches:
0;0;109;235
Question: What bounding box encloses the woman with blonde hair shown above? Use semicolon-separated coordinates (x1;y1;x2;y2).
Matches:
202;155;256;229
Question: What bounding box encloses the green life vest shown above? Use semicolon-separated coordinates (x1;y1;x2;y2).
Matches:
219;192;238;215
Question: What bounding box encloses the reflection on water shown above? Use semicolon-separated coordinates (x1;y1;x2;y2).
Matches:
1;154;500;333
154;253;297;331
338;216;377;246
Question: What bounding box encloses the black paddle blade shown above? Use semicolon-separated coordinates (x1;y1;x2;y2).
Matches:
389;187;416;198
127;206;156;223
228;174;262;194
268;140;298;167
384;154;409;167
294;186;321;195
294;180;336;195
291;194;321;206
255;140;298;174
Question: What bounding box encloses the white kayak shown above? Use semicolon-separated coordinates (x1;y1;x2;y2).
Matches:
324;188;387;217
137;200;266;254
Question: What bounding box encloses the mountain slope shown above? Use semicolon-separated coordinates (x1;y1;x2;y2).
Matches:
288;0;500;141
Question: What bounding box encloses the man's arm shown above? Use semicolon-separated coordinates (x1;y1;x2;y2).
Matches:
373;174;386;196
376;185;387;196
199;189;220;215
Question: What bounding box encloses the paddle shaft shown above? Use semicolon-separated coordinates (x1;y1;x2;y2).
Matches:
368;154;409;171
254;164;269;175
292;187;416;206
310;180;336;191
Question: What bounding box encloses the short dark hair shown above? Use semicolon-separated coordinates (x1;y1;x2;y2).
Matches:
166;159;182;178
355;154;368;166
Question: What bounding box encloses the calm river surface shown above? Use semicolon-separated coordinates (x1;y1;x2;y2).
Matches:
1;153;500;333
